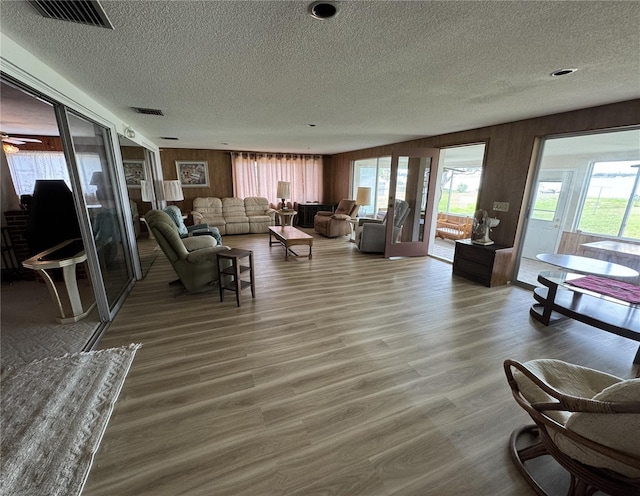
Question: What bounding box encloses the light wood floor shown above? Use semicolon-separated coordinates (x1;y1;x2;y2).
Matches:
84;232;638;496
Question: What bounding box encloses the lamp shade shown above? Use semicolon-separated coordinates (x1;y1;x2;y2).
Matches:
356;187;371;206
276;181;291;200
90;171;104;186
163;180;184;202
3;143;19;154
140;180;154;202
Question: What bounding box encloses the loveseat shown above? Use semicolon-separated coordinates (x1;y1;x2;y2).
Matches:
191;197;276;235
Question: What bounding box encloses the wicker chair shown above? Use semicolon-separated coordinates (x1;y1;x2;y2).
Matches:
504;359;640;496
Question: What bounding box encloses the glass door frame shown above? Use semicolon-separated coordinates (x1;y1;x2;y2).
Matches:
512;126;640;288
1;71;150;327
385;148;440;258
55;106;136;323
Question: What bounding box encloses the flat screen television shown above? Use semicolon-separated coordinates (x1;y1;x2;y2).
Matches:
26;180;82;256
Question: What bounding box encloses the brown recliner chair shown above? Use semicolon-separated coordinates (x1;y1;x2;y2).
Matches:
314;199;359;238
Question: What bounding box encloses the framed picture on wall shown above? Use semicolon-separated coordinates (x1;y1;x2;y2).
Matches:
123;160;145;187
176;161;209;187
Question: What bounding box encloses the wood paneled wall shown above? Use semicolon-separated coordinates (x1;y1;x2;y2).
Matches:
9;136;62;152
158;148;233;213
327;99;640;248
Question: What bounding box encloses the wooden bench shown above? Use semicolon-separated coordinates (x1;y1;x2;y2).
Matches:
436;213;473;240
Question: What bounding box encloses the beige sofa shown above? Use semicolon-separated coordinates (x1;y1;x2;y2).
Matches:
191;197;276;235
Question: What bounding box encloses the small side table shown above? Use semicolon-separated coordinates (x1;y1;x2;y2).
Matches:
140;216;154;240
276;209;297;227
348;218;358;242
217;248;255;306
22;238;96;323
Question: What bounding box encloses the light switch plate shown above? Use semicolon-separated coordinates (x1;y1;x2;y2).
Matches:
493;201;509;212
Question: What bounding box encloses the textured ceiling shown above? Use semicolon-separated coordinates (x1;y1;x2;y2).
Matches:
1;0;639;154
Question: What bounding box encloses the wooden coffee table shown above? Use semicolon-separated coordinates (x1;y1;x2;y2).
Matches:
268;226;313;260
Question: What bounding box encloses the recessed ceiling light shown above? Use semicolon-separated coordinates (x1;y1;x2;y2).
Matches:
308;1;338;20
550;68;578;77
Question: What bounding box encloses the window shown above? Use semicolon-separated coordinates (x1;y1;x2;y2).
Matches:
352;156;391;217
6;150;103;205
6;151;69;195
577;160;640;239
531;181;564;221
231;152;323;204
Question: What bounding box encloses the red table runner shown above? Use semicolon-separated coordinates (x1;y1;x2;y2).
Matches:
566;275;640;305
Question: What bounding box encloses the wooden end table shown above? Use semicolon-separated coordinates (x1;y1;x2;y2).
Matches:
216;248;255;306
276;209;297;227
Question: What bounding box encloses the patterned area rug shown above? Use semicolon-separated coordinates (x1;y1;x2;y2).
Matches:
0;344;140;496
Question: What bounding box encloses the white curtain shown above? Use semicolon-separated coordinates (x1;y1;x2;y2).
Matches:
232;152;323;205
5;151;70;196
6;151;104;202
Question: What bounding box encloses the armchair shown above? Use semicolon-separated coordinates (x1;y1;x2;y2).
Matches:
314;199;359;238
144;209;230;293
504;359;640;495
164;205;222;245
356;200;410;253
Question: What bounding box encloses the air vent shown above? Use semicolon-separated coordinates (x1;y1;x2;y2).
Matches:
160;137;179;141
29;1;114;29
131;107;165;116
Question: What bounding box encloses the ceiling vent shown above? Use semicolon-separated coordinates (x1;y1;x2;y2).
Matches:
29;1;114;29
131;107;164;116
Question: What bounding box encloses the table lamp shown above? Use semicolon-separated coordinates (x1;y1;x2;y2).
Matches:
90;171;108;202
355;187;371;216
277;181;291;210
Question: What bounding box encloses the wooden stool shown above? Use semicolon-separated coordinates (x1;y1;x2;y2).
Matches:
216;248;255;306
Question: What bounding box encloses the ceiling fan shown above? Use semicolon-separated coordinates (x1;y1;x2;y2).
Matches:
1;132;42;145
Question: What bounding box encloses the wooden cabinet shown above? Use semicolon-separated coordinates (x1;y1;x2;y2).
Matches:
453;239;513;287
296;203;334;228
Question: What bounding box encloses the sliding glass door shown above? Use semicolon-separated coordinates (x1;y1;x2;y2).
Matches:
2;76;137;333
352;156;391;218
61;110;134;312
